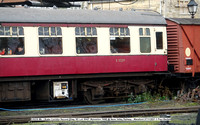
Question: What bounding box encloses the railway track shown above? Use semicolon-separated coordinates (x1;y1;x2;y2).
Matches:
0;106;200;124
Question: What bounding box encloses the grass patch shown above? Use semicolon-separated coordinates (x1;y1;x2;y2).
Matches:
127;92;169;103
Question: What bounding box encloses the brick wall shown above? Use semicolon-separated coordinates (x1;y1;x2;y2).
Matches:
87;0;200;18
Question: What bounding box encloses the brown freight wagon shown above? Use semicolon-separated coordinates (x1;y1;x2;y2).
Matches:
166;18;200;77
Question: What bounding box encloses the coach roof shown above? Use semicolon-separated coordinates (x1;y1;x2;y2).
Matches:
0;7;166;25
167;18;200;25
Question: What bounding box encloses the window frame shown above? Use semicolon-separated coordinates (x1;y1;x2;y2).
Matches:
0;26;25;56
139;28;151;53
38;27;63;55
75;27;98;54
109;27;131;54
156;32;163;50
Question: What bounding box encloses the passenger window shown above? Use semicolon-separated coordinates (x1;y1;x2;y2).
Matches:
75;27;98;54
110;27;130;53
140;38;151;53
38;27;62;55
156;32;163;49
0;26;25;55
139;28;151;53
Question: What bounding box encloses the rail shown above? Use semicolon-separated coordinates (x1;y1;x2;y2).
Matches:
0;106;200;124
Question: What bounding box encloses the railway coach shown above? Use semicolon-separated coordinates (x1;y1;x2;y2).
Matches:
0;8;168;104
167;18;200;77
165;18;200;101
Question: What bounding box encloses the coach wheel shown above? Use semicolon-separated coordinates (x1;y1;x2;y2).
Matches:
83;90;104;104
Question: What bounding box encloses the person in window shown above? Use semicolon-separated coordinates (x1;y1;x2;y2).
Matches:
0;48;5;55
7;48;12;55
15;46;24;55
86;43;97;53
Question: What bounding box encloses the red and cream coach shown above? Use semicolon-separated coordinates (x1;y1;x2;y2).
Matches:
0;7;168;103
